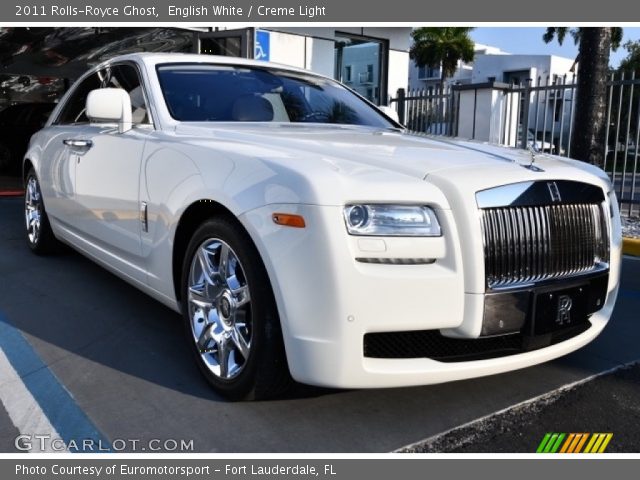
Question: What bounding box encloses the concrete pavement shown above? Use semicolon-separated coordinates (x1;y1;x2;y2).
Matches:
0;197;639;453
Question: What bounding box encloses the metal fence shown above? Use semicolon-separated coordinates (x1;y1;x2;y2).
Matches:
604;73;640;217
390;73;640;217
390;86;458;136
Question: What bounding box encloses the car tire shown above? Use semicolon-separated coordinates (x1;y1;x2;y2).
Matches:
24;168;59;255
181;217;292;400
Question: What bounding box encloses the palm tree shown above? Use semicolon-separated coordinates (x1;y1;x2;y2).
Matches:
619;40;640;76
543;27;622;166
410;27;475;90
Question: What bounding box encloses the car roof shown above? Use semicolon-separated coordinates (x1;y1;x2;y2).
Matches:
101;52;319;78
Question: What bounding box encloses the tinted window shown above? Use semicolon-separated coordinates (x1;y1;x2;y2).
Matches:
107;64;149;124
56;73;101;125
56;64;149;125
156;64;393;128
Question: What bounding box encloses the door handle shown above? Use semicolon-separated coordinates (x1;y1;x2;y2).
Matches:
63;139;93;148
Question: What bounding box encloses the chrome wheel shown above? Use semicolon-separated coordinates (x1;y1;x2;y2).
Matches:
187;238;252;380
25;175;42;245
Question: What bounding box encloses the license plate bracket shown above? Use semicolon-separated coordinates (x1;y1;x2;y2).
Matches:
531;284;589;335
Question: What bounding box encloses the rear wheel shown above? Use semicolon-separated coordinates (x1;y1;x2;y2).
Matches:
181;217;292;400
24;168;58;254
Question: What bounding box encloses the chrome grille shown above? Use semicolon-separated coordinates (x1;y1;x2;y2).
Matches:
481;204;609;289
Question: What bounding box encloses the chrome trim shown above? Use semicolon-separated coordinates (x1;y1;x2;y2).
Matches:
481;201;610;290
63;139;93;148
481;270;609;336
355;257;436;265
24;175;42;245
140;201;148;233
476;180;605;209
187;238;252;380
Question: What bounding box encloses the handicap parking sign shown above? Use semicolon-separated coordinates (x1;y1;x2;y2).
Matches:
255;30;270;61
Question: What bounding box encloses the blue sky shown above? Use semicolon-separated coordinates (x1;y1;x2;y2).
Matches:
471;27;640;67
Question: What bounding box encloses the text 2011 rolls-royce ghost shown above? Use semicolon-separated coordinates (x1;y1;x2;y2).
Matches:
23;53;622;399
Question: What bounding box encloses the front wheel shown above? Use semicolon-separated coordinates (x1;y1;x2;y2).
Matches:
181;217;292;400
24;168;59;254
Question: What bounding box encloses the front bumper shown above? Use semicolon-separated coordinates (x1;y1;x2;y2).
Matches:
240;202;622;389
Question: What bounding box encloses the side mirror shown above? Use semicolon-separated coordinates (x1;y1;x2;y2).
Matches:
86;88;132;133
379;105;400;124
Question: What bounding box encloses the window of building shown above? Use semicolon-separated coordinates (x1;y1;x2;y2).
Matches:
366;88;373;101
199;29;253;58
503;69;530;86
344;65;352;83
334;33;387;105
364;64;374;83
418;65;440;79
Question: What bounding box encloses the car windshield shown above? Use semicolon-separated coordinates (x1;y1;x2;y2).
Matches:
156;63;394;128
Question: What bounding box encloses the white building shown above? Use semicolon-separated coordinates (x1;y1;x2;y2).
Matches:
473;53;577;152
408;43;507;91
471;53;576;85
408;43;577;151
199;27;411;106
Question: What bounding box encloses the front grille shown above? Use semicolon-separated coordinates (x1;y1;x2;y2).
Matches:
363;323;591;361
480;204;609;289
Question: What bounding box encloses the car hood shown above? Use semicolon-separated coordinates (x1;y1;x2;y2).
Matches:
173;123;611;193
178;123;565;172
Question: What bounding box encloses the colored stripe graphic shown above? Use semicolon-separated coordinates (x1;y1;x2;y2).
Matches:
544;433;559;453
0;314;111;452
559;433;575;453
598;434;613;453
537;433;613;453
536;433;552;453
584;433;599;453
550;433;565;453
574;433;589;453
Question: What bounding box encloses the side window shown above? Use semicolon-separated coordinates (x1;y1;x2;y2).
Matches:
105;64;150;125
55;64;150;126
55;73;101;125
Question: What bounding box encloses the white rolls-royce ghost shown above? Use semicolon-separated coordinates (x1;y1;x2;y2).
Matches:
23;53;621;399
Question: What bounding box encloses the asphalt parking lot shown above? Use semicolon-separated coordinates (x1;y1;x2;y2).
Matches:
1;196;639;453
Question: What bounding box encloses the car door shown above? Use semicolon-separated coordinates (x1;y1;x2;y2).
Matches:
38;72;103;228
71;63;153;283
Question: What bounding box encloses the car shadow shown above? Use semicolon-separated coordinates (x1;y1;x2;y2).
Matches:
5;194;640;453
0;198;341;403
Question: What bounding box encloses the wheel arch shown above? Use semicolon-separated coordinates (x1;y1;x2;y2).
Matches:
23;158;35;184
173;198;294;398
172;199;274;310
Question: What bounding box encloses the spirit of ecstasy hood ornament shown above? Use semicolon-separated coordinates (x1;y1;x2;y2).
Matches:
522;144;545;172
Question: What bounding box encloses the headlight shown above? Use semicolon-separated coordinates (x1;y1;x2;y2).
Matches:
343;204;442;236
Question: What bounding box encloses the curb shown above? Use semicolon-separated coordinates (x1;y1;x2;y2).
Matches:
623;237;640;257
0;190;24;197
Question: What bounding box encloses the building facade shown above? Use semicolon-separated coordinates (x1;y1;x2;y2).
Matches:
408;44;507;91
202;27;412;106
407;43;577;151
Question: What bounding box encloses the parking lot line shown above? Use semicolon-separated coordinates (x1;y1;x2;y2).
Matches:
0;314;111;452
1;197;639;452
0;349;60;453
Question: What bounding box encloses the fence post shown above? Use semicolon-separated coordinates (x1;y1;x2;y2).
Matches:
396;88;406;125
520;78;532;149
